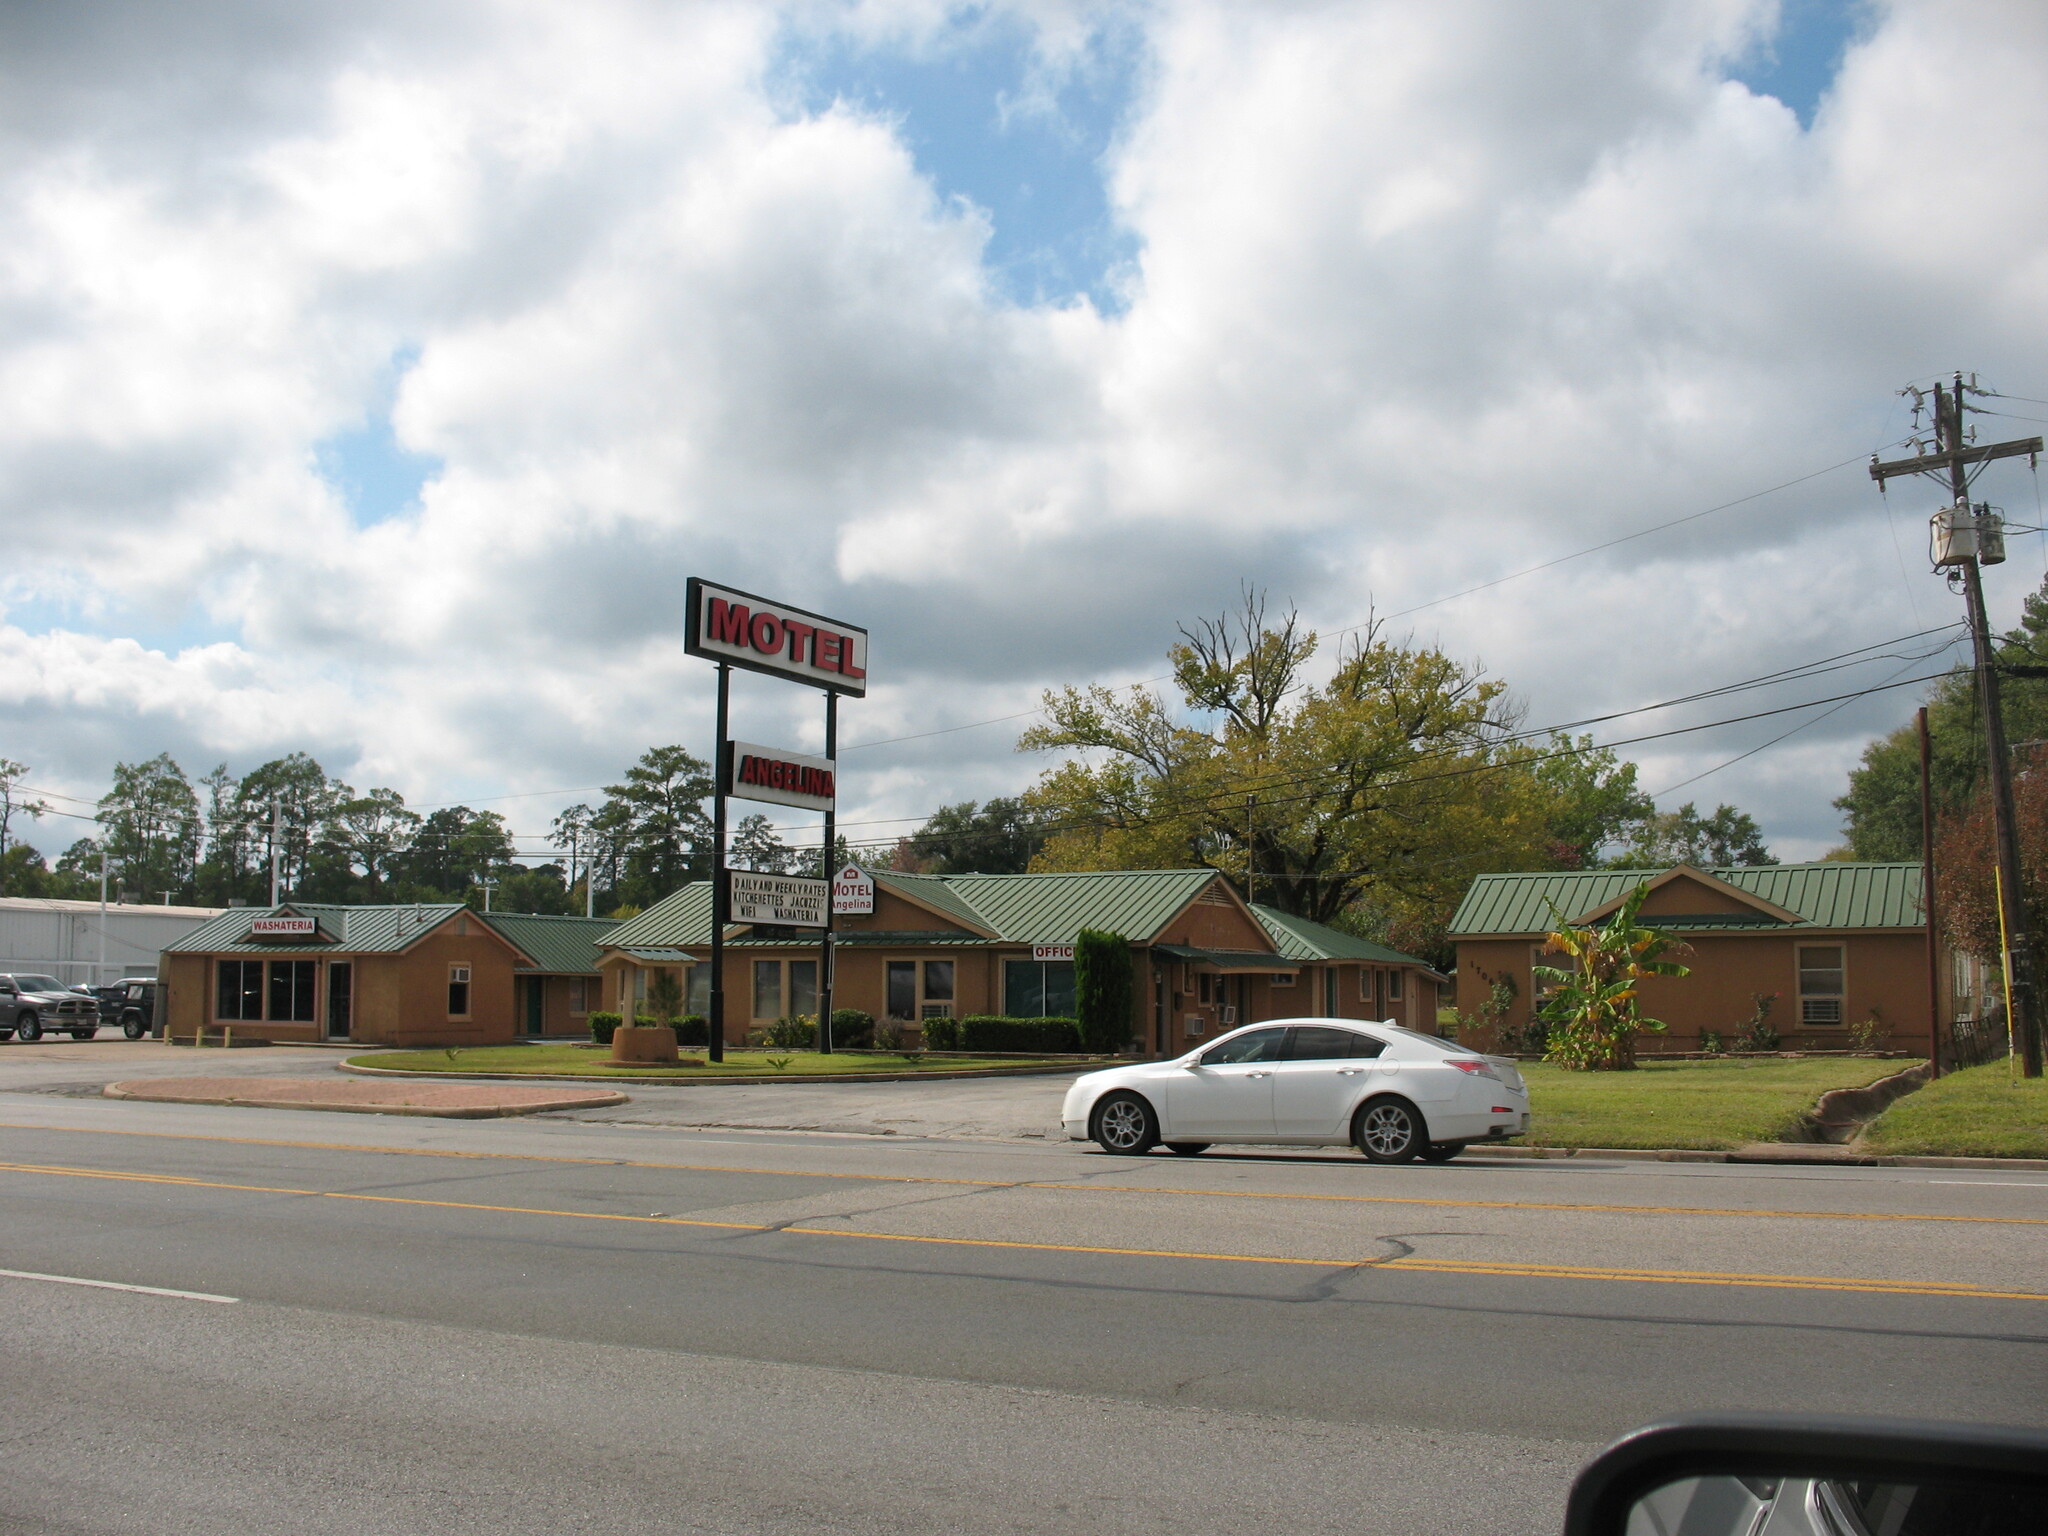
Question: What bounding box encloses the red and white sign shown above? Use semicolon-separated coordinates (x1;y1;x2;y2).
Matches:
833;864;875;915
728;741;836;812
686;578;868;698
1032;944;1074;962
249;915;318;937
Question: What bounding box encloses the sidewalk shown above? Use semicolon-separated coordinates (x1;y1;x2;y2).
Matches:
103;1077;628;1119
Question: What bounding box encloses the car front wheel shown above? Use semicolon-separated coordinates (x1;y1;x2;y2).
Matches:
123;1017;147;1040
1353;1098;1425;1163
16;1012;42;1043
1091;1092;1160;1155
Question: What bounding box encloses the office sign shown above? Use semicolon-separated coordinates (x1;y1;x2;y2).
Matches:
686;578;868;697
1032;944;1075;962
728;740;836;812
833;864;875;914
728;871;829;928
249;915;319;938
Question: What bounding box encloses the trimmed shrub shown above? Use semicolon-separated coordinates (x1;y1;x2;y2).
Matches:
588;1011;622;1045
957;1015;1083;1054
1073;929;1133;1054
922;1015;962;1052
830;1008;874;1048
674;1014;708;1048
760;1015;816;1050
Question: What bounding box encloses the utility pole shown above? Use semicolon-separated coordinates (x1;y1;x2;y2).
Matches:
1872;375;2044;1077
268;798;282;907
1918;707;1942;1079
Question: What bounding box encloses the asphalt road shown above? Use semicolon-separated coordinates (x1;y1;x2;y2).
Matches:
1;1056;2045;1534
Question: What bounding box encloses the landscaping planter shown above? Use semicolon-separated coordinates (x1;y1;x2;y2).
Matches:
610;1024;679;1064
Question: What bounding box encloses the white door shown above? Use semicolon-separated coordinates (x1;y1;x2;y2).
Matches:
1270;1025;1385;1137
1166;1026;1286;1138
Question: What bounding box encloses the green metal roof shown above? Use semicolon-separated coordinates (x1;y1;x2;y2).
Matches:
603;868;1245;953
1156;943;1301;972
606;883;715;949
1251;905;1429;966
1448;863;1927;937
164;903;470;955
477;912;620;974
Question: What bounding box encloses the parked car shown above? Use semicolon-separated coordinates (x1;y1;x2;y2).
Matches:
0;974;102;1042
97;978;157;1039
1061;1018;1531;1161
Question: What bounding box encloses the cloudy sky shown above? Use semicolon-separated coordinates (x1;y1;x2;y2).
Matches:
4;0;2047;867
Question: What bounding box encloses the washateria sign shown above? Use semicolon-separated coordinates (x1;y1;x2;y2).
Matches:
728;871;829;928
728;740;836;813
249;915;320;939
833;864;875;914
685;578;868;698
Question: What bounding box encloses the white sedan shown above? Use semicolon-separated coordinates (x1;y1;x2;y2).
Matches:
1060;1018;1531;1162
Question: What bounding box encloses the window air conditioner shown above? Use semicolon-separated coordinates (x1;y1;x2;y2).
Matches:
1184;1014;1205;1037
1221;1005;1237;1025
920;1003;953;1019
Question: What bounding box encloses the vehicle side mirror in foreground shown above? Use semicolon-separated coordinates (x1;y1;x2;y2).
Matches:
1564;1415;2048;1536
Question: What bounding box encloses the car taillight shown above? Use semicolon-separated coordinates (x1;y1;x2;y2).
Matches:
1492;1107;1515;1114
1448;1058;1495;1076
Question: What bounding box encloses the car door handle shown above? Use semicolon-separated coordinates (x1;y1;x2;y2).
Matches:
1245;1070;1271;1079
1336;1067;1366;1075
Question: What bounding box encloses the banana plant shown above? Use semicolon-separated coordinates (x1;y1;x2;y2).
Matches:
1534;882;1691;1070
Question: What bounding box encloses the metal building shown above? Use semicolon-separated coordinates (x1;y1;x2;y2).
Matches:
0;897;226;987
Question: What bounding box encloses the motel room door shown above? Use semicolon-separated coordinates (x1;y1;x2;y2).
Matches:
325;963;352;1040
523;977;545;1037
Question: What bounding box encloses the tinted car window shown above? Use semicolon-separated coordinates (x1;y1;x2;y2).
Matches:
16;976;64;994
1285;1026;1385;1060
1201;1028;1286;1066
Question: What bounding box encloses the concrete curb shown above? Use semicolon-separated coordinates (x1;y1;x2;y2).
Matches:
1461;1143;2048;1171
337;1059;1104;1087
102;1081;629;1119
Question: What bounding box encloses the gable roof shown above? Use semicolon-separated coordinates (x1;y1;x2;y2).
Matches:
1251;905;1430;966
1448;863;1926;937
1573;864;1804;925
476;912;620;974
603;868;1245;952
165;903;472;955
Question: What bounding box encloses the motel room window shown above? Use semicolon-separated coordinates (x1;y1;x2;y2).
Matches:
568;978;588;1015
267;960;318;1023
1002;959;1076;1019
1386;970;1403;1001
1271;969;1295;988
886;961;918;1021
922;961;955;1018
216;959;263;1021
687;966;710;1016
754;961;783;1020
1359;969;1375;1003
1197;972;1213;1006
1952;951;1974;1001
1797;946;1844;1026
788;961;818;1020
448;965;471;1018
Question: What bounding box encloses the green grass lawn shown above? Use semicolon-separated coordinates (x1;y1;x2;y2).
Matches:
352;1044;1077;1078
1859;1060;2048;1159
1520;1057;1910;1150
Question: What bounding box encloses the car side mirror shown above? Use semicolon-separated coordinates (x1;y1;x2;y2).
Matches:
1563;1415;2048;1536
1181;1057;1203;1070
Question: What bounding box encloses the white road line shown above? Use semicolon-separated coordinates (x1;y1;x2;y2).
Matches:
1926;1180;2048;1188
0;1267;239;1303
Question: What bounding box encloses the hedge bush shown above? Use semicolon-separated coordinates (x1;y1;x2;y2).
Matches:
1073;929;1133;1053
674;1014;708;1047
955;1015;1082;1053
830;1008;875;1048
588;1011;621;1045
923;1015;962;1051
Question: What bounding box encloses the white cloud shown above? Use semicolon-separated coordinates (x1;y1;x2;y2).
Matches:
2;0;2045;865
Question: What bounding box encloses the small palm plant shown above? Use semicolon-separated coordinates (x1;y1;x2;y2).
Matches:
646;970;684;1032
1534;883;1691;1071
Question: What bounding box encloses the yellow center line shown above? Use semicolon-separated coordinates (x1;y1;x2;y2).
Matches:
3;1118;2042;1228
0;1157;2042;1304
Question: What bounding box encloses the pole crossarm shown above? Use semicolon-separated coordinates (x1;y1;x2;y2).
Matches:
1870;436;2042;485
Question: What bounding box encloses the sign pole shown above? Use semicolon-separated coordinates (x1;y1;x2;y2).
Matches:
818;690;837;1054
708;662;730;1064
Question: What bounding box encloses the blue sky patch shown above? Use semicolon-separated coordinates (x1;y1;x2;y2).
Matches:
1726;0;1869;127
314;347;443;526
775;10;1143;311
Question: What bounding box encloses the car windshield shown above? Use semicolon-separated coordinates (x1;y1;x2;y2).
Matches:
12;976;66;994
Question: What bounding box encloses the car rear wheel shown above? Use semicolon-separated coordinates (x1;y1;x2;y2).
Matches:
1419;1142;1463;1163
1091;1092;1159;1156
1352;1098;1425;1163
122;1016;147;1040
1165;1142;1211;1156
16;1012;42;1042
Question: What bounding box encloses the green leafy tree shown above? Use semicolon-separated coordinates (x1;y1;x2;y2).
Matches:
596;746;715;906
98;754;203;902
53;837;105;899
396;806;515;898
488;862;576;915
909;798;1046;874
1534;884;1692;1070
1609;801;1776;869
1020;593;1620;939
0;759;48;897
228;753;346;900
731;813;796;873
1072;929;1133;1053
1530;738;1654;868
